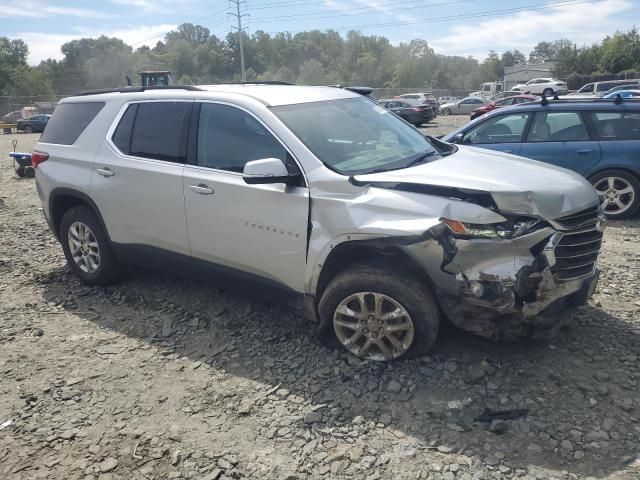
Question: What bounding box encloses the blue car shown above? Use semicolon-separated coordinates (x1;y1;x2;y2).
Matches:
602;90;640;99
442;99;640;218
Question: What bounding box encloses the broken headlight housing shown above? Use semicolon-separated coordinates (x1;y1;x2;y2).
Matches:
443;217;542;239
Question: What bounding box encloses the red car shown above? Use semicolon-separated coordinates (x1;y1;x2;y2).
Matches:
470;95;536;120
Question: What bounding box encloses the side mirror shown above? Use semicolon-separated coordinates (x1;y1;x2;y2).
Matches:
242;158;301;186
451;132;464;144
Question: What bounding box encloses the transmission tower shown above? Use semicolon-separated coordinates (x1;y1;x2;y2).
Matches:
229;0;249;81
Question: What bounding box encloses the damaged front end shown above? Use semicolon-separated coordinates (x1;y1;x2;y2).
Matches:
404;207;605;340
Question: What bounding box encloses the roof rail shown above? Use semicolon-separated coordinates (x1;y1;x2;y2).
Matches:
538;93;640;106
216;81;295;86
74;85;202;96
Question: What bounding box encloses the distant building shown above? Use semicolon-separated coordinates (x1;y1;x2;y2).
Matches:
504;62;557;89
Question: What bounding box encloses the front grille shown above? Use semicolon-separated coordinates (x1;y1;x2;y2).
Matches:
552;227;603;280
554;205;599;230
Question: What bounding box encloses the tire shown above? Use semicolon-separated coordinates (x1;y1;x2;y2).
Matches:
60;205;121;285
542;88;554;97
413;122;423;127
23;124;33;134
317;263;440;361
589;169;640;219
15;167;26;177
441;108;451;116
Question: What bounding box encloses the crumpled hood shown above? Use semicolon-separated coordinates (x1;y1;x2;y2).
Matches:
352;145;599;220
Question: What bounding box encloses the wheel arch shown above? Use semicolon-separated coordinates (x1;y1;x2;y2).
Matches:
49;188;110;242
587;166;640;183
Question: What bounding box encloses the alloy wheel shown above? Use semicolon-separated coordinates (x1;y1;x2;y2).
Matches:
333;292;415;361
67;221;101;273
593;176;635;216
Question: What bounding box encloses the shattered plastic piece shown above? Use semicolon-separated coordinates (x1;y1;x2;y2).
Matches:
0;419;13;430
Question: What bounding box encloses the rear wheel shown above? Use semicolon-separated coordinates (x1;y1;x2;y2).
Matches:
542;88;554;97
60;205;121;284
318;264;440;361
23;124;33;134
441;108;451;116
590;170;640;219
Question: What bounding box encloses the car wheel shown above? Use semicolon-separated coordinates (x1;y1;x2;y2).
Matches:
23;125;33;134
60;205;122;285
318;263;440;361
413;122;423;127
15;167;26;177
441;108;451;116
542;88;554;97
590;170;640;219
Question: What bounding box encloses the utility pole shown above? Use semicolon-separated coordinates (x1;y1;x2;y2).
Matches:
229;0;248;81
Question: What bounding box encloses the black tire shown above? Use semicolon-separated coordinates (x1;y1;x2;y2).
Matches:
441;108;451;116
60;205;121;285
589;169;640;219
15;167;26;177
542;88;554;97
23;124;33;134
317;263;440;360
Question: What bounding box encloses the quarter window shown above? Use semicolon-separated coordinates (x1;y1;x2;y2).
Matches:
40;102;104;145
463;113;530;144
197;103;288;173
526;112;589;142
590;112;640;140
111;104;138;155
129;102;191;162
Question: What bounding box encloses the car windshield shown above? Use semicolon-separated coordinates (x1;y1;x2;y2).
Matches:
272;97;440;175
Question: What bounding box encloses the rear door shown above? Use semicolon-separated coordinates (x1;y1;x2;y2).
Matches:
460;111;531;155
182;102;309;292
519;111;601;174
90;101;192;254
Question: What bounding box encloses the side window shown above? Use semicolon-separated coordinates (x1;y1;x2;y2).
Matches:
590;112;640;140
526;112;589;142
111;104;138;155
130;102;191;162
580;84;594;93
40;102;105;145
463;113;530;144
197;103;288;173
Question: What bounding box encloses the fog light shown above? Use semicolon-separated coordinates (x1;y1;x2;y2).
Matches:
470;281;484;298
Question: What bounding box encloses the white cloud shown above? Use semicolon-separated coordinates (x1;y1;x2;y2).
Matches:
430;0;635;58
323;0;418;25
0;1;110;18
14;24;176;64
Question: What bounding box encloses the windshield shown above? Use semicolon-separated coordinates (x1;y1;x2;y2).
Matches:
272;97;439;175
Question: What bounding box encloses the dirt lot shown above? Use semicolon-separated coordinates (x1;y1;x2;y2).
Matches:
1;124;639;480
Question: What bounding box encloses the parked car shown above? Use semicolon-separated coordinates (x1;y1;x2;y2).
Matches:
378;98;435;126
490;91;523;101
438;96;458;104
602;89;640;99
470;95;537;120
34;84;602;361
569;79;640;97
443;98;640;218
17;114;51;133
1;110;23;123
396;92;439;116
602;83;640;96
512;78;567;96
439;96;486;115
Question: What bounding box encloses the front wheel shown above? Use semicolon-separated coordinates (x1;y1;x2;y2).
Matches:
60;205;122;284
590;170;640;219
23;125;33;134
318;264;440;361
441;108;451;116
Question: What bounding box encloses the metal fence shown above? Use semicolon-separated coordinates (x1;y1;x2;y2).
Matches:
0;96;64;119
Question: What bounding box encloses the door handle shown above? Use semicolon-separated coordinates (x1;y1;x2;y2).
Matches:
96;167;114;177
577;149;593;155
189;183;214;195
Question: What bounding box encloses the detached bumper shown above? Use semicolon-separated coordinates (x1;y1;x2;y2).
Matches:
404;224;602;339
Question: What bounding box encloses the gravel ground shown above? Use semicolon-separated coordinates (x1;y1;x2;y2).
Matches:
1;125;639;480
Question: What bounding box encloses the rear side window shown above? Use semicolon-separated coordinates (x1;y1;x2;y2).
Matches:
527;112;589;142
128;102;191;162
40;102;104;145
590;112;640;140
111;104;138;155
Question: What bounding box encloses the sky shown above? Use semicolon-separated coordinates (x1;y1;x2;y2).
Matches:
1;0;639;65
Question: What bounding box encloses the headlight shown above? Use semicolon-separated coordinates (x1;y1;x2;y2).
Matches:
443;218;542;239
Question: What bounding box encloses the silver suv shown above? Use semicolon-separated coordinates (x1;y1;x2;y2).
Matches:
34;84;604;361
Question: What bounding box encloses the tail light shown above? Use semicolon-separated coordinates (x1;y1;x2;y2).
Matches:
31;151;49;168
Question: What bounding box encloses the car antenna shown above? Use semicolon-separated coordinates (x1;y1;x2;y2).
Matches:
614;93;623;104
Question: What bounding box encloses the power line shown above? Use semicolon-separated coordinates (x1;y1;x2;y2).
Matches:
261;0;596;31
